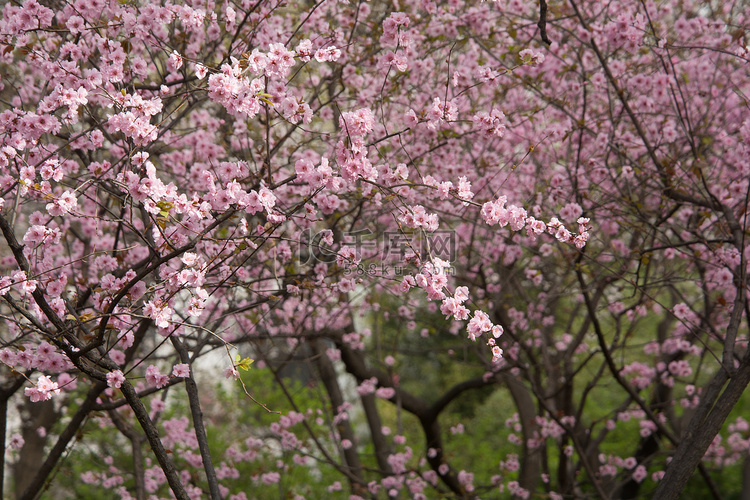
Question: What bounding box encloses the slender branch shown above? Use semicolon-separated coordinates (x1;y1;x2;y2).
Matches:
171;337;222;500
107;406;146;500
119;380;188;500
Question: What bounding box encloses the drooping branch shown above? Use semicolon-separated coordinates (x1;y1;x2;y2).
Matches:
576;259;724;499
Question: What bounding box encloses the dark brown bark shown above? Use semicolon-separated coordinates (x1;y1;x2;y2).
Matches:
742;456;750;500
119;380;189;500
108;405;147;500
653;350;750;499
171;337;222;500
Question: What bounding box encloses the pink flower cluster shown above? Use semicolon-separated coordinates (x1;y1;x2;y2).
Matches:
23;225;62;247
412;260;450;300
146;365;169;389
0;341;73;375
279;96;312;124
380;12;410;47
397;205;439;231
336;246;361;269
473;108;507;138
340;108;375;137
603;13;644;53
143;300;173;329
207;68;263;119
481;196;591;249
295;156;336;189
0;0;55;35
45;190;79;217
107;370;126;389
313;46;342;63
24;375;61;403
427;98;458;130
43;85;89;124
336;137;378;183
519;48;545;66
466;311;493;341
106;92;162;143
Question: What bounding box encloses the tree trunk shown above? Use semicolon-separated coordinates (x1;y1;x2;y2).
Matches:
14;398;59;499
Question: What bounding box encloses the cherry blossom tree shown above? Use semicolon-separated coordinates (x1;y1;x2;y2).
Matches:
1;0;749;499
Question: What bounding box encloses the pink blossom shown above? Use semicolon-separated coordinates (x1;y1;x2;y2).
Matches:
381;12;410;47
376;387;395;399
632;465;647;483
143;300;172;328
340;108;375;136
168;50;183;72
491;346;504;362
473;108;506;138
172;363;190;378
314;46;341;63
106;370;126;389
145;365;169;388
672;302;691;319
9;433;24;450
261;472;281;485
25;375;61;402
46;191;78;217
467;310;493;341
519;48;545;65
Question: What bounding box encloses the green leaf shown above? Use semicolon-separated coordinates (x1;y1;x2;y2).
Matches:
237;356;254;371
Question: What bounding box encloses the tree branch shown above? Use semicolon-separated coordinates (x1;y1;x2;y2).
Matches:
538;0;552;45
171;337;222;500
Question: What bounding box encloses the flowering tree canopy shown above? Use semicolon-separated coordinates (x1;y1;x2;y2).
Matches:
1;0;749;499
